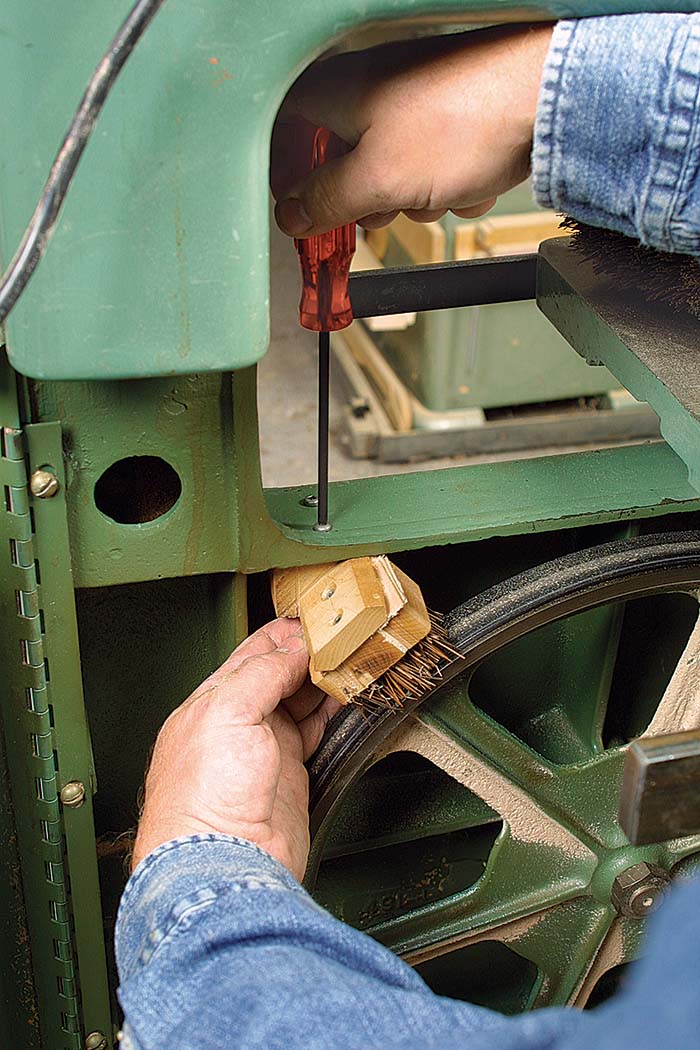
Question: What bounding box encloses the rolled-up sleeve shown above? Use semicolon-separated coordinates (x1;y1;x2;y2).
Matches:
114;835;520;1050
114;834;700;1050
532;14;700;254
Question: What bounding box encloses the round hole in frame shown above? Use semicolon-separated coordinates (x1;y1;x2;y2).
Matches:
94;456;182;525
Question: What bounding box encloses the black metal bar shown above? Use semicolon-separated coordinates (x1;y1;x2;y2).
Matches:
348;253;538;318
315;331;331;532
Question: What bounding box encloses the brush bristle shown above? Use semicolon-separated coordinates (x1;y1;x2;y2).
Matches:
560;217;700;317
350;610;462;711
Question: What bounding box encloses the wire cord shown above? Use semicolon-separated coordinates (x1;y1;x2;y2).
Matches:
0;0;168;324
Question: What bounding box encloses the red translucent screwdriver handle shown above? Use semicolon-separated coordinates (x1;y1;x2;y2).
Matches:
294;127;356;332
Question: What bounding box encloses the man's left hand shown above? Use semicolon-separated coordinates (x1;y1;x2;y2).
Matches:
132;618;340;880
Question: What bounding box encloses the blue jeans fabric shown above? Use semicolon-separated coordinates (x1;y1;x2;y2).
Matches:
115;835;700;1050
532;14;700;253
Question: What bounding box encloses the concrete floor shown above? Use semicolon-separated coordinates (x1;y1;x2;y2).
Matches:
259;216;634;489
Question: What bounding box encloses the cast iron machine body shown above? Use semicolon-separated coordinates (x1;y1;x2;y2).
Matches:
2;2;700;1047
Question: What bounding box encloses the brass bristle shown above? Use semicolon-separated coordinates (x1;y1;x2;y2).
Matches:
561;217;700;317
349;608;463;711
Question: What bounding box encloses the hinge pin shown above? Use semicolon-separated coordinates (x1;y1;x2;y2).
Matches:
60;781;86;808
29;468;59;499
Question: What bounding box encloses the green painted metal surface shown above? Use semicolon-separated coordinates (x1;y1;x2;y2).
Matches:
0;423;86;1049
28;373;238;587
0;721;41;1049
538;237;700;491
25;363;700;588
262;441;700;569
0;1;698;381
24;423;113;1044
2;2;700;1045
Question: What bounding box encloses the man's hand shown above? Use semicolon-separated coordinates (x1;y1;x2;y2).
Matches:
132;619;340;881
271;24;552;237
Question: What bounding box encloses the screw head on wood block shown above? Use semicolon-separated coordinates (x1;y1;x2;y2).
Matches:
299;558;389;672
271;563;335;618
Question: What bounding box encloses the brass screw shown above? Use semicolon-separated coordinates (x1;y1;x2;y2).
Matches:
29;469;59;499
84;1033;108;1050
60;781;86;809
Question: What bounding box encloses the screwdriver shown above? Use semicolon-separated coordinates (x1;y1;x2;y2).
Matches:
294;126;356;532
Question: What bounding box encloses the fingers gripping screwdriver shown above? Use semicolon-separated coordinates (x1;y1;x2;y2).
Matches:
294;127;356;532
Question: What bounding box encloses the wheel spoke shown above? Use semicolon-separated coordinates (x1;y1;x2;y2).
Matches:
571;916;645;1007
414;691;628;849
355;716;596;962
380;716;595;862
368;835;595;962
498;897;614;1008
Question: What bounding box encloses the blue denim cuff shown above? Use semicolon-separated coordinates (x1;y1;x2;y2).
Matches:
115;834;307;982
533;14;700;254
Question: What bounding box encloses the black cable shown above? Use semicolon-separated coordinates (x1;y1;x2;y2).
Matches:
0;0;168;324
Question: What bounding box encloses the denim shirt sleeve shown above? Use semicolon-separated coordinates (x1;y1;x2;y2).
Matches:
114;834;700;1050
114;834;585;1050
532;14;700;254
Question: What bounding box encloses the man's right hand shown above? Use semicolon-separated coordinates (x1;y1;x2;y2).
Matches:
271;23;553;238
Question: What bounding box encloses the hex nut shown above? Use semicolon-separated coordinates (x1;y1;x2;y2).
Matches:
84;1033;108;1050
611;862;670;918
29;469;60;499
60;781;86;809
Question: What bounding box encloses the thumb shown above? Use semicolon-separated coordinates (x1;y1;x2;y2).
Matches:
275;139;396;237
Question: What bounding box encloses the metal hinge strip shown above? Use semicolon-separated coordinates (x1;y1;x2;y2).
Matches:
1;424;83;1050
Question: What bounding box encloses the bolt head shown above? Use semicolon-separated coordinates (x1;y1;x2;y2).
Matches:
60;781;86;809
301;494;318;508
611;862;670;918
84;1033;108;1050
29;469;59;499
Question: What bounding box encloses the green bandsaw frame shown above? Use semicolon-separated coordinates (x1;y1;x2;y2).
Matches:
1;0;699;380
3;3;700;1048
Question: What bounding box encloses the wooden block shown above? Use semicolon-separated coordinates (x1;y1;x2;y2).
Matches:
299;559;389;672
272;557;432;705
384;565;431;651
454;211;562;261
271;563;335;618
309;563;431;704
371;556;407;620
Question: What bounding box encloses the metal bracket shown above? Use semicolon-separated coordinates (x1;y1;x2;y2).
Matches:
537;236;700;491
1;419;111;1048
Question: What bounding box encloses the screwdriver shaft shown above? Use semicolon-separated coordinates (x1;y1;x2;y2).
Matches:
315;330;331;531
